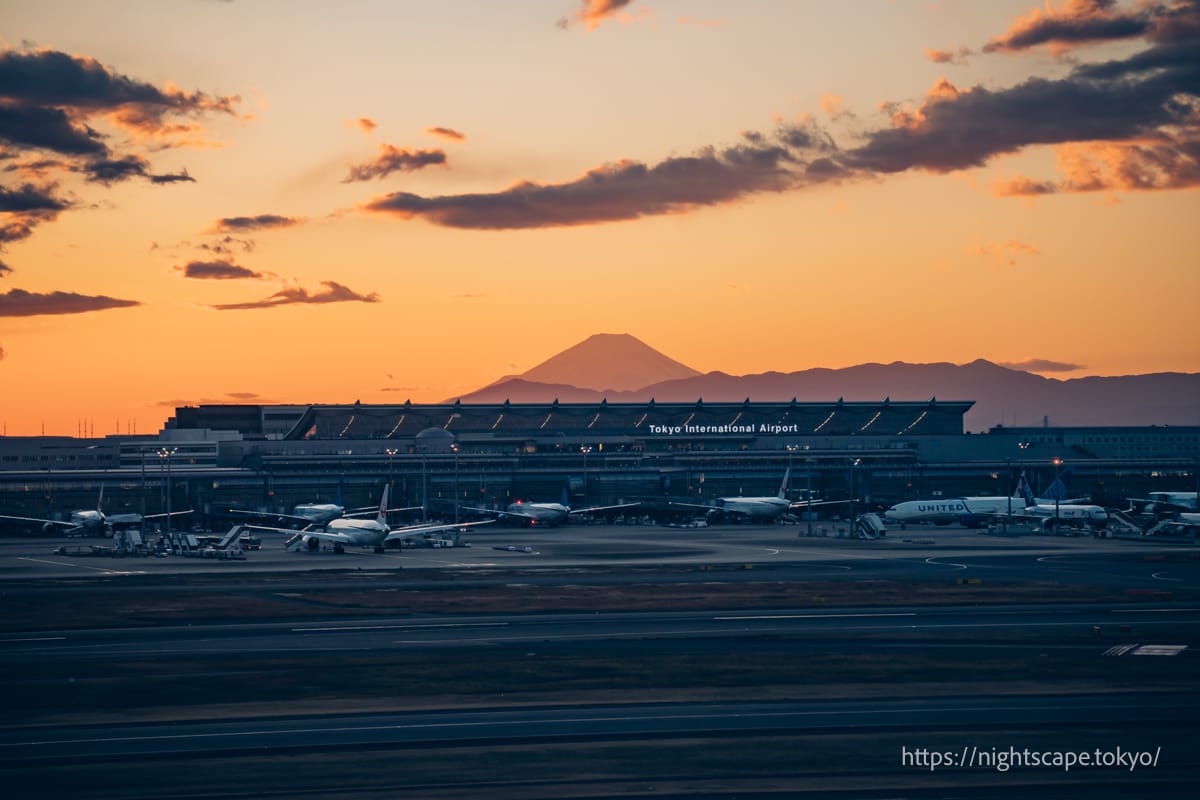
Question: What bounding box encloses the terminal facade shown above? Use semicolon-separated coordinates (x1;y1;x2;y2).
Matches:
1;400;1197;530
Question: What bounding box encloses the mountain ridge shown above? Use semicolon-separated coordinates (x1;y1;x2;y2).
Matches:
448;335;1200;430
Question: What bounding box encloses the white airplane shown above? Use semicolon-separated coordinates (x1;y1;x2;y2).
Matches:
230;499;421;528
883;495;1025;527
1021;500;1109;531
0;486;192;537
1128;491;1199;515
883;469;1083;528
243;486;493;552
666;469;849;523
461;490;640;527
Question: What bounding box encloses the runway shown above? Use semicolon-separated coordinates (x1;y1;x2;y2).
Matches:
3;603;1198;661
2;693;1193;762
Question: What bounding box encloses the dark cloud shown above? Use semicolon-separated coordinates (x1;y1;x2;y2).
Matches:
361;10;1197;231
80;154;151;185
174;259;270;280
984;0;1154;53
343;144;447;182
0;182;67;248
363;131;814;229
209;214;304;233
425;126;465;142
198;235;255;256
0;258;10;277
0;48;239;125
208;280;380;310
999;358;1085;373
0;182;67;213
0;342;5;361
0;103;106;156
149;168;194;184
0;47;237;248
557;0;635;30
0;288;140;316
841;42;1200;175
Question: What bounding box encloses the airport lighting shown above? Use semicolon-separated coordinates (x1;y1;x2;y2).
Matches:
158;447;177;533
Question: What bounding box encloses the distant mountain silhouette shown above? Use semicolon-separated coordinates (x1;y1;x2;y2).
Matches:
453;338;1200;430
479;333;701;393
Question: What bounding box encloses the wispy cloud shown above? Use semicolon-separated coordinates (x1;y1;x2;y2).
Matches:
967;240;1041;268
999;358;1085;373
425;126;465;142
207;280;380;310
208;214;305;233
924;46;974;64
343;144;447;182
0;288;140;316
557;0;640;31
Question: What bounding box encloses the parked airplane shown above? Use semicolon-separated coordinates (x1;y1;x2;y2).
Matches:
243;486;492;552
666;469;849;523
461;488;639;527
230;499;422;528
1128;491;1199;515
0;486;192;537
883;469;1085;528
883;496;1024;527
1021;501;1109;531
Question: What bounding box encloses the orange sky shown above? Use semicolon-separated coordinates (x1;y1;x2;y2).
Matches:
2;1;1199;436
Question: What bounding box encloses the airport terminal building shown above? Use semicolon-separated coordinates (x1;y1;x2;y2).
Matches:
1;400;1197;527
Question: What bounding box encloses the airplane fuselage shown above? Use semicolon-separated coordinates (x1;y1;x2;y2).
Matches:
713;496;791;522
506;502;571;526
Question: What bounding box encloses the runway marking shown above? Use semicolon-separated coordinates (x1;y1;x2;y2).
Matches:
17;556;145;575
1;636;66;643
1131;644;1188;656
294;622;509;633
924;557;968;569
1112;607;1200;613
1151;572;1182;582
714;612;918;621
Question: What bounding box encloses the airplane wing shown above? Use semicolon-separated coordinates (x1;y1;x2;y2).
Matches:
237;522;358;546
291;529;357;545
662;500;717;513
383;519;495;543
0;514;82;534
142;509;194;520
343;505;424;519
458;505;537;523
787;499;853;509
568;502;643;515
227;509;316;528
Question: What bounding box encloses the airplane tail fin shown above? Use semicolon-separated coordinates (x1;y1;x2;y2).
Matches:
777;468;791;500
1014;471;1035;507
377;485;389;524
561;484;570;506
97;484;104;513
1041;465;1075;502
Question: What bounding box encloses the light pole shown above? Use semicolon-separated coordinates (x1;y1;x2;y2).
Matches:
580;445;593;511
157;447;177;533
385;447;398;507
451;442;460;524
417;445;428;522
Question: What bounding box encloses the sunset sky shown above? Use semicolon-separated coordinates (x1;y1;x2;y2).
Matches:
2;0;1199;436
